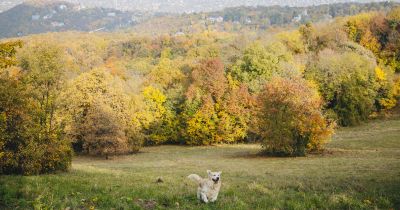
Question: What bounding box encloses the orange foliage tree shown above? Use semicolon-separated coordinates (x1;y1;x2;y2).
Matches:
182;58;251;145
255;77;333;156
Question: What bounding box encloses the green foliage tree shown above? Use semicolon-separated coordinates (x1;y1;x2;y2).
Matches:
255;77;333;156
305;49;379;126
231;41;292;92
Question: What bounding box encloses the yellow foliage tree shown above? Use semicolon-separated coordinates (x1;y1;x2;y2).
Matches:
61;68;141;156
132;86;178;145
147;49;184;90
360;30;381;54
276;30;305;54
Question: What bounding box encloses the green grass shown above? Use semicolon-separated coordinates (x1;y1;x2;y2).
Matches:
1;118;400;209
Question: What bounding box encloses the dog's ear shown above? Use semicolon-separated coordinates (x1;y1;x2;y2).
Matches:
207;170;211;175
218;171;222;175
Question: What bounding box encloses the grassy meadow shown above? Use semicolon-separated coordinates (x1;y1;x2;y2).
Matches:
1;117;400;210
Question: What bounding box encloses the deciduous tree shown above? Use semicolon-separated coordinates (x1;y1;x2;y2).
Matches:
255;77;333;156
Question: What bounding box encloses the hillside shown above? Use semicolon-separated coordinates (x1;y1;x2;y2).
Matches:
0;1;150;38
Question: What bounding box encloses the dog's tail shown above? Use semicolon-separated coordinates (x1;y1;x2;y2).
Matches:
187;174;202;182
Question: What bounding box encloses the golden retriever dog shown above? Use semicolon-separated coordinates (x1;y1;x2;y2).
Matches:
188;170;222;203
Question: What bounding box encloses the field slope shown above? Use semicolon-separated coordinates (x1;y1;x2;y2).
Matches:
1;118;400;209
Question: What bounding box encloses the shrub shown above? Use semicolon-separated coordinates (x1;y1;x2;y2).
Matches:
255;77;333;156
16;135;72;175
81;102;129;157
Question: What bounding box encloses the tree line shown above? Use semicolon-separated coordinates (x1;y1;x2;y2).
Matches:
1;7;399;175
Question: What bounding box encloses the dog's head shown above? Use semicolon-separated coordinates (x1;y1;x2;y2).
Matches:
207;170;222;183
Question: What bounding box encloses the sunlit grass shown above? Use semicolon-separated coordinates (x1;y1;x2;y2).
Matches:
1;118;400;209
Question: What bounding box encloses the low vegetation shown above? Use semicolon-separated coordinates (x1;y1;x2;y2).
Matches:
1;117;399;209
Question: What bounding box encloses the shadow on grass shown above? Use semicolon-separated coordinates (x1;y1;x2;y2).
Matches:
224;150;299;159
73;150;147;161
225;147;359;159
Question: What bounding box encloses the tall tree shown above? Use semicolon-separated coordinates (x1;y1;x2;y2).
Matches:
61;68;141;155
1;42;72;175
183;59;251;145
305;49;378;126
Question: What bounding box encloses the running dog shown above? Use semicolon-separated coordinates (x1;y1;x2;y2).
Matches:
187;170;222;203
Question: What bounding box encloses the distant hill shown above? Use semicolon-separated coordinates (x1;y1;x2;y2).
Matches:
2;0;400;13
131;2;400;35
1;1;399;39
212;2;399;26
0;1;150;38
